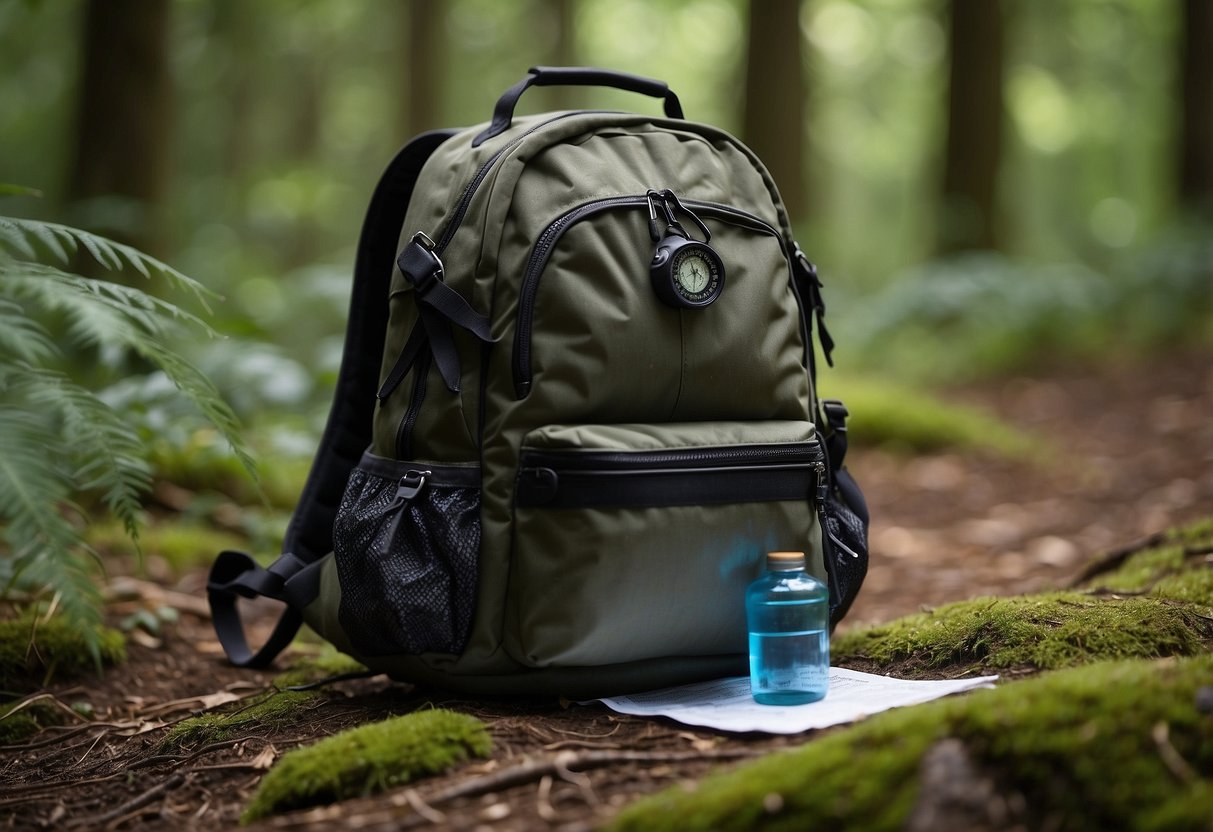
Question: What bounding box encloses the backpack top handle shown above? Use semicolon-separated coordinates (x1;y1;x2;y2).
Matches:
472;66;685;147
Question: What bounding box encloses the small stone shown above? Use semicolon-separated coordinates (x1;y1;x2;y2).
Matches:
1027;536;1081;568
762;792;784;814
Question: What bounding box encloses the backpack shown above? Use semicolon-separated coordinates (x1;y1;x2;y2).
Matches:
207;67;870;698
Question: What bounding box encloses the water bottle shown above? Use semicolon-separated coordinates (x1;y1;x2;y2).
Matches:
746;550;829;705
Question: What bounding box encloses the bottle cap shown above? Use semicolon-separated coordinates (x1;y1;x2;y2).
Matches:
766;551;806;571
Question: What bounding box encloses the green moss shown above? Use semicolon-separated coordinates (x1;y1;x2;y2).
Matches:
148;432;307;510
817;375;1037;458
1081;518;1213;606
241;708;491;822
87;518;251;575
0;699;62;745
159;690;317;751
273;649;368;689
0;613;125;691
833;592;1213;675
609;654;1213;832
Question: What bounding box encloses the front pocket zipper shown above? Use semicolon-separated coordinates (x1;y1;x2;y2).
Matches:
517;442;824;509
512;194;787;398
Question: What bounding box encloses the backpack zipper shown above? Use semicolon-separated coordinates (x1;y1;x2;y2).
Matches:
516;440;825;509
396;351;430;458
391;110;612;458
433;110;612;255
511;194;786;398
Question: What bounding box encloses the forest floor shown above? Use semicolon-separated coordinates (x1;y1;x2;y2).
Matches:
2;348;1211;831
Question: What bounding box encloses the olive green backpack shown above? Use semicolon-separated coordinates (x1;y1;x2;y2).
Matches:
208;68;869;697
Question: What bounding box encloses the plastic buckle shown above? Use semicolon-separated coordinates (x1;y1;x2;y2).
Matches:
823;399;849;433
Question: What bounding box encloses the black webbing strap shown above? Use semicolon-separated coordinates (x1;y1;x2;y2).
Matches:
206;128;459;668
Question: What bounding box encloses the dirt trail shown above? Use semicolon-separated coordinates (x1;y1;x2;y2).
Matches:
2;350;1210;830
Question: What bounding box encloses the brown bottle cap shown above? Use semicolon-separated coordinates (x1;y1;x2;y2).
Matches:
767;551;806;571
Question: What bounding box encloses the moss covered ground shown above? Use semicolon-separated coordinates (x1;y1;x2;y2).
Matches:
241;708;491;822
834;517;1213;678
609;654;1213;832
159;690;318;751
0;612;125;692
272;647;368;689
816;375;1037;457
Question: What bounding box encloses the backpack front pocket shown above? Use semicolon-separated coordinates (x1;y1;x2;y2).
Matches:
333;452;480;656
505;421;825;668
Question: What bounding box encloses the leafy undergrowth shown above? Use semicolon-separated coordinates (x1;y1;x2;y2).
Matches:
86;517;252;575
0;611;125;692
242;708;492;823
608;654;1213;831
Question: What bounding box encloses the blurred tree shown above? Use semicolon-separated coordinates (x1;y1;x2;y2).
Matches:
66;0;172;258
401;0;446;138
213;0;258;177
1178;0;1213;213
742;0;806;219
541;0;578;111
939;0;1004;252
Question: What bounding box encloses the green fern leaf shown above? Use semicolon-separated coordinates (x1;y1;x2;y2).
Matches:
0;411;104;655
11;365;151;546
0;217;215;310
0;298;57;365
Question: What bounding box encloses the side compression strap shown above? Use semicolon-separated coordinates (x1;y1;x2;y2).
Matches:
207;128;459;668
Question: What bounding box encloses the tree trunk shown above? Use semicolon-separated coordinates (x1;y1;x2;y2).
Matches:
938;0;1004;253
1178;0;1213;213
66;0;173;257
401;0;444;139
742;0;806;219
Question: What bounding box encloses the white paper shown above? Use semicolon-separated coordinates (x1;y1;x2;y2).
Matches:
592;668;998;734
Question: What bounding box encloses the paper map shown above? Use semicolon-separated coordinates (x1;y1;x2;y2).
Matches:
592;668;998;734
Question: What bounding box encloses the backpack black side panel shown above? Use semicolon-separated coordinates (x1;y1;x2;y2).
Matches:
285;129;460;563
207;129;459;669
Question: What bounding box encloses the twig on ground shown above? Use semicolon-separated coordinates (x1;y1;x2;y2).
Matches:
68;773;185;829
1069;531;1168;586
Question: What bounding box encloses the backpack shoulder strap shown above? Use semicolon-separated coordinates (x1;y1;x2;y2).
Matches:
207;128;460;668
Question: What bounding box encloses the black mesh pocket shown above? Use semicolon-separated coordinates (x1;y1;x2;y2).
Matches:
823;467;870;627
333;454;480;656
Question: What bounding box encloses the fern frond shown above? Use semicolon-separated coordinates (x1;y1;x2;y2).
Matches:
1;263;215;345
0;297;57;365
0;216;215;311
9;364;151;546
0;411;104;654
136;340;258;484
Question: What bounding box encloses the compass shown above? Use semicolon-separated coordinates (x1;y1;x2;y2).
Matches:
648;190;725;309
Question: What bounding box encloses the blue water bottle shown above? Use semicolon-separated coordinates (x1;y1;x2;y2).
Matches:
746;550;829;705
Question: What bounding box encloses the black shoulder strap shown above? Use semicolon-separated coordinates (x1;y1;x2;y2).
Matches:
207;128;460;668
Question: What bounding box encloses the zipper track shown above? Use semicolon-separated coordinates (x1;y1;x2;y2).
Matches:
516;440;825;509
433;110;611;255
511;196;785;398
395;351;430;459
395;110;611;458
520;441;819;471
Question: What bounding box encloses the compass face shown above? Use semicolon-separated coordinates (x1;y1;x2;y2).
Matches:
675;252;711;295
668;244;723;306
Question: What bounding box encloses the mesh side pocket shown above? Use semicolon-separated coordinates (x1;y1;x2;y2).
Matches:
823;467;869;627
333;462;480;656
